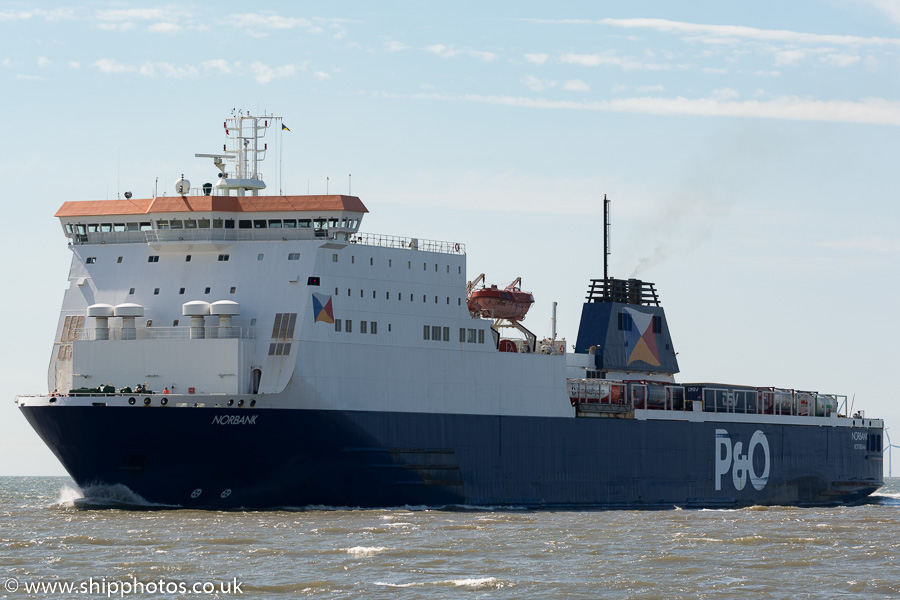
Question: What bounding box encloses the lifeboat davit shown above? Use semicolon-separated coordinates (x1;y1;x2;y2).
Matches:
467;277;534;321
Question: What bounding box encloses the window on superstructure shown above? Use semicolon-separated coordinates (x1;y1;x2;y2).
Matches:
85;257;97;264
408;261;411;269
458;266;461;274
153;288;160;295
204;287;210;294
230;287;236;294
213;218;223;228
179;288;185;295
100;223;112;233
157;220;169;229
467;329;476;343
346;320;352;333
653;316;662;334
64;224;74;234
314;219;326;231
432;326;441;341
335;319;342;332
335;287;339;295
458;298;461;306
250;318;256;326
386;291;390;300
423;325;430;340
388;324;391;332
117;257;123;264
370;257;374;266
371;322;377;334
269;220;282;229
351;255;356;264
259;254;266;261
435;264;438;272
185;255;191;262
389;259;392;267
423;263;427;271
423;295;426;303
459;328;465;343
87;224;99;233
283;220;296;228
148;256;159;263
198;219;210;228
218;255;229;261
239;220;251;229
127;223;139;231
254;220;267;229
299;219;311;229
184;220;197;229
173;319;179;327
129;288;135;295
443;327;449;342
171;220;183;229
146;319;153;327
329;218;339;229
478;330;485;344
224;219;235;229
435;296;438;304
361;321;368;334
332;254;338;262
446;297;450;304
347;289;351;296
114;223;125;232
271;313;297;339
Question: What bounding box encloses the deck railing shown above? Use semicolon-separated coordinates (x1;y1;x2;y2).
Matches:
567;379;848;418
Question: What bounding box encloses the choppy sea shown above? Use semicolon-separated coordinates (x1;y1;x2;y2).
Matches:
1;477;898;599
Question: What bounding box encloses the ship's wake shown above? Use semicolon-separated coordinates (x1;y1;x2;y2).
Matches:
55;482;180;510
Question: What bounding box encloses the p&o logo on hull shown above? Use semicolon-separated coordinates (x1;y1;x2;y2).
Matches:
715;429;770;491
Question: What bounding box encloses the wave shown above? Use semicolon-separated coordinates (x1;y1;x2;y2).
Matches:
55;482;180;510
346;546;389;557
374;577;503;589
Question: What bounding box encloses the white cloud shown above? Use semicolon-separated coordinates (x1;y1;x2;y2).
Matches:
424;44;461;58
821;53;862;67
711;87;740;100
424;44;496;61
523;75;556;92
818;235;900;253
384;40;409;52
228;12;316;35
68;61;79;69
249;61;297;84
853;0;900;26
774;49;809;66
524;17;900;48
524;53;548;65
37;56;51;68
560;51;671;71
97;22;134;32
380;91;900;126
636;84;665;92
16;74;47;81
563;79;589;92
469;50;498;62
139;62;198;78
314;70;330;80
148;22;182;34
93;58;135;74
202;59;231;74
0;8;75;21
97;8;169;22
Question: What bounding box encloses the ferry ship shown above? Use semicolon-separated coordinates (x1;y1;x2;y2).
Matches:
16;113;884;509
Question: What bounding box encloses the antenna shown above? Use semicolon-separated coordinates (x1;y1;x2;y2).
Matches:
349;173;352;196
603;194;611;284
327;176;329;194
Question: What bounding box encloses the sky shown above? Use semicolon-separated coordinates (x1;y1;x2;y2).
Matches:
2;0;900;475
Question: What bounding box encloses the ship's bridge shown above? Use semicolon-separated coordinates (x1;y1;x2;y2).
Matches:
56;194;368;245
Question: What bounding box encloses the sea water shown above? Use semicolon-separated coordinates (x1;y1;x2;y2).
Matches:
1;477;898;599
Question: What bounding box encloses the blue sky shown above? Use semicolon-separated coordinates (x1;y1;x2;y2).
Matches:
2;1;900;475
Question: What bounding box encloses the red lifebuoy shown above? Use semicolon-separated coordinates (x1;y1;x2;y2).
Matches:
454;243;460;252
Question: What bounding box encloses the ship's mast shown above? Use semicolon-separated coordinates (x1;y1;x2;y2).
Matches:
195;111;283;196
603;194;610;287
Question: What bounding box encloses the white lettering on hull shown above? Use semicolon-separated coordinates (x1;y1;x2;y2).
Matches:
715;429;770;491
212;414;258;425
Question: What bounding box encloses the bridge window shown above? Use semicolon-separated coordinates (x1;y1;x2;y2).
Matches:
218;255;229;261
283;219;296;228
85;257;96;264
170;220;183;229
238;220;251;229
269;220;282;228
254;220;267;229
299;219;311;228
184;220;197;229
148;256;159;263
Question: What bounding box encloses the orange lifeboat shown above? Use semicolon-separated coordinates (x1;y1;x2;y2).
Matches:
466;276;534;321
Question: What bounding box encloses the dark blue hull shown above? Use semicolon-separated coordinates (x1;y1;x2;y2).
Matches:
20;405;883;509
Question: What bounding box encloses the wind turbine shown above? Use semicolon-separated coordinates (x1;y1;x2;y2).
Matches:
885;429;900;478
